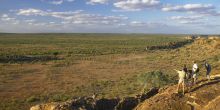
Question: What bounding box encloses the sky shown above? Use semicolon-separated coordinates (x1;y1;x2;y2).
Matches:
0;0;220;34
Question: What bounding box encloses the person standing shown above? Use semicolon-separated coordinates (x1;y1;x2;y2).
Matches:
174;69;186;94
192;61;199;85
205;61;211;80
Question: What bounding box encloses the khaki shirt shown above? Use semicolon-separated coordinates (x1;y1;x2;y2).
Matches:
176;70;186;79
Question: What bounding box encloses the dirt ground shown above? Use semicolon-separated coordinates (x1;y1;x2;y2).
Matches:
135;74;220;110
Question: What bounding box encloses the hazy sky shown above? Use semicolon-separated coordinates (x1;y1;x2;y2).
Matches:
0;0;220;34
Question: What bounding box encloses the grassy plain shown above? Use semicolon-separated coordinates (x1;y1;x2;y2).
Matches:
0;33;219;110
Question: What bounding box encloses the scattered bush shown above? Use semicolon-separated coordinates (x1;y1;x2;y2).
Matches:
73;71;175;98
0;55;60;63
52;51;59;56
136;71;175;88
26;96;40;103
50;94;70;102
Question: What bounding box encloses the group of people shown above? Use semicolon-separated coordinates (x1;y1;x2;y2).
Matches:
175;61;212;94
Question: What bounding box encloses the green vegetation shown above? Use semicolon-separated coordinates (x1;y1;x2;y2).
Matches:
0;33;185;63
137;71;175;88
74;71;175;98
0;33;188;110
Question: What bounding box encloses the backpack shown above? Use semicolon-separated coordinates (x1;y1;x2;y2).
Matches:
205;64;211;71
195;67;199;73
187;70;193;79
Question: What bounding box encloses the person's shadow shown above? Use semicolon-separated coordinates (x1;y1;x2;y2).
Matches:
188;76;220;93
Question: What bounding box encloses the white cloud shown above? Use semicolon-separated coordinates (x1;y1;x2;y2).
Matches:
24;19;36;23
60;14;128;25
202;24;220;28
1;17;15;21
169;15;206;25
113;0;161;11
17;8;46;16
179;21;204;24
1;14;15;21
0;14;20;24
130;21;147;26
41;0;74;5
162;3;220;17
15;8;128;25
34;23;47;26
2;14;9;18
50;0;63;5
86;0;108;5
66;0;74;2
129;21;166;28
162;4;216;14
6;8;172;33
170;15;203;21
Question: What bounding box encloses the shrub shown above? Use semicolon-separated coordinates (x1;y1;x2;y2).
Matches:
50;94;70;102
52;52;59;56
26;96;40;103
136;71;175;88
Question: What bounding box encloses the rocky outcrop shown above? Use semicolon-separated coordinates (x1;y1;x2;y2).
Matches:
208;36;220;40
30;88;159;110
146;40;193;50
135;75;220;110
